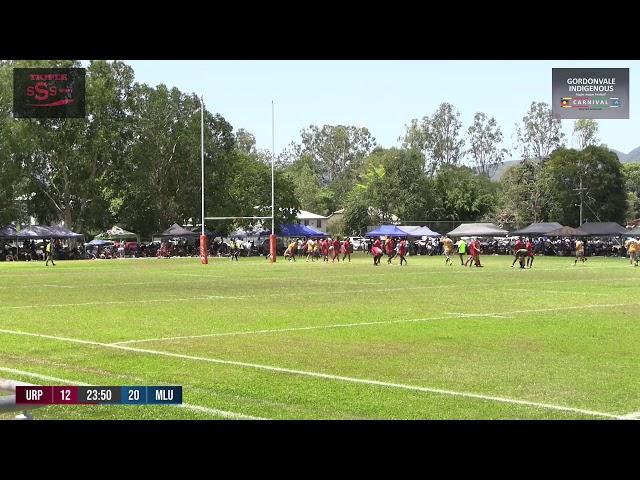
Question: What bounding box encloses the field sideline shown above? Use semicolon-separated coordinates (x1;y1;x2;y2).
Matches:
1;253;639;420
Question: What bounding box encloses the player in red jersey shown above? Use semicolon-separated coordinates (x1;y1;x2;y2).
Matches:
474;239;483;267
371;238;384;266
321;238;330;262
465;238;483;267
332;237;341;262
511;237;524;267
398;238;408;266
385;237;396;264
526;238;534;268
342;238;351;262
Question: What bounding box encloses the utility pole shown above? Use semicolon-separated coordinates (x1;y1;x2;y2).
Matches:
574;175;587;226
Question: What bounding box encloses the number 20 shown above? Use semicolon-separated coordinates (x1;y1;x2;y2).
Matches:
129;390;140;401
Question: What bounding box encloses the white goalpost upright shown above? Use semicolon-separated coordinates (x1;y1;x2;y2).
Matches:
199;95;208;264
269;100;276;262
199;98;278;264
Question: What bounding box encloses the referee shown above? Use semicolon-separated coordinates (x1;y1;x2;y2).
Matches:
45;239;55;266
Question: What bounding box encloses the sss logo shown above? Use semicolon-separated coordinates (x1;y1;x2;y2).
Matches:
26;82;74;106
13;68;86;118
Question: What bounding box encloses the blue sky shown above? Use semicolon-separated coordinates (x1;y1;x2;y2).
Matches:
124;60;638;158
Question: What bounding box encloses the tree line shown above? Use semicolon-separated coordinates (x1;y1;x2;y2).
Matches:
1;60;639;239
280;102;638;234
0;60;299;238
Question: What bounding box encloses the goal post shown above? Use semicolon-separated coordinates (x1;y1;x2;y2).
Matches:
199;97;277;265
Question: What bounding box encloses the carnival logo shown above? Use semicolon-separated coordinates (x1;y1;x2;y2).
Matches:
552;68;629;119
13;68;86;118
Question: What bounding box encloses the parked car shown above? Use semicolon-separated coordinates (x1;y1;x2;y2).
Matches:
348;236;364;251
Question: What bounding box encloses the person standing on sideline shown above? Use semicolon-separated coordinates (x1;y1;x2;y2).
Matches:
440;235;453;265
342;237;351;262
232;239;240;261
229;238;235;261
574;239;586;265
398;238;408;266
45;239;55;266
457;238;467;266
332;236;341;263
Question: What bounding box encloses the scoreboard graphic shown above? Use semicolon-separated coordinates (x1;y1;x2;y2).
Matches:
15;386;182;406
552;68;629;119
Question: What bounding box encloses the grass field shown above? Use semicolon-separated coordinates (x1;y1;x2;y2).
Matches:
1;253;639;420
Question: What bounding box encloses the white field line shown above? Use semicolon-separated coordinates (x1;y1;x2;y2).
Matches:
0;260;633;281
447;301;640;317
169;274;225;278
176;403;264;420
113;301;640;345
0;330;627;420
0;280;611;311
0;367;89;386
504;288;613;297
110;315;460;345
0;280;221;290
259;277;386;286
174;274;390;286
0;295;249;310
444;313;514;319
3;275;637;311
0;366;262;420
0;275;634;294
619;411;640;420
0;286;469;310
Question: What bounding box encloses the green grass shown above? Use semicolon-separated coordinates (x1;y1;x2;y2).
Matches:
1;253;639;420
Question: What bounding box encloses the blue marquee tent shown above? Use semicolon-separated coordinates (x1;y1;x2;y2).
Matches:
365;225;410;237
400;225;441;237
278;224;326;237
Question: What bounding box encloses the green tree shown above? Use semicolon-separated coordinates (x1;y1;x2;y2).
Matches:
1;60;83;228
228;149;300;231
515;101;565;160
430;165;497;221
342;193;372;236
622;163;640;221
117;84;237;238
0;60;137;232
573;119;599;150
543;146;627;225
467;112;508;178
401;103;465;175
350;148;432;224
281;154;333;215
235;128;257;155
399;117;429;169
289;124;376;185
